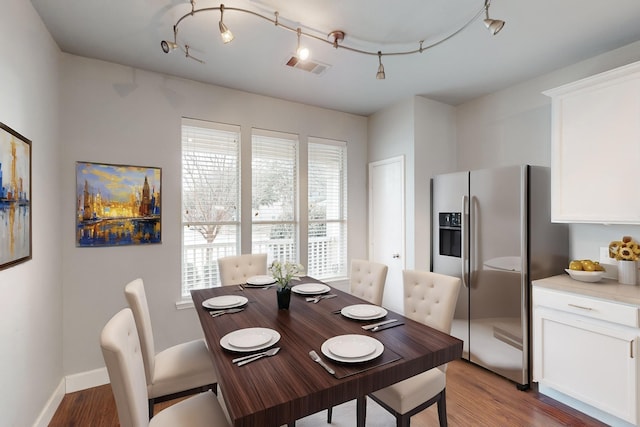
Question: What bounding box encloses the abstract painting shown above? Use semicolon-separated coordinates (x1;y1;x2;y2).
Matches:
76;161;161;247
0;123;31;270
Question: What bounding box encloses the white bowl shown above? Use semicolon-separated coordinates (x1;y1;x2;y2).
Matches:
565;269;605;283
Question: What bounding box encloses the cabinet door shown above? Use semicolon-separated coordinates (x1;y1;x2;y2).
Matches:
545;61;640;223
534;306;638;423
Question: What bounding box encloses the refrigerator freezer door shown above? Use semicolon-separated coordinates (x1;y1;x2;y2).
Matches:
432;171;469;359
468;165;527;386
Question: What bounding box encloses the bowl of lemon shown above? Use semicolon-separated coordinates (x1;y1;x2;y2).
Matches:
565;259;605;283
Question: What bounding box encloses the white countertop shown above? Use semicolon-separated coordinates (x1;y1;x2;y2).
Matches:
533;274;640;306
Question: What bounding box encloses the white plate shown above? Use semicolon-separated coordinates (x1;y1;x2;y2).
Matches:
202;295;248;309
341;304;388;320
321;335;384;363
220;328;281;352
565;269;605;283
246;275;276;286
291;283;330;295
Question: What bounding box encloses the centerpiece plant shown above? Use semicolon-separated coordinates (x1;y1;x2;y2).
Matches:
269;260;304;309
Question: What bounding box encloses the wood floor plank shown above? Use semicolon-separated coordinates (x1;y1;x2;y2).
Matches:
49;360;607;426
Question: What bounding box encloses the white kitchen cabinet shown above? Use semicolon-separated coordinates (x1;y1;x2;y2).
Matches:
533;285;640;425
543;60;640;223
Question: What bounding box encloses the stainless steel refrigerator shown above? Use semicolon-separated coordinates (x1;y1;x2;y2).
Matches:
431;165;568;389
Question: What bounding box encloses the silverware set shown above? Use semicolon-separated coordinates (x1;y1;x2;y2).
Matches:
233;347;281;366
306;294;337;303
361;319;398;330
209;307;245;318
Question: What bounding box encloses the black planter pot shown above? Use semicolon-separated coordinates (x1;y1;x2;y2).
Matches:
276;286;292;310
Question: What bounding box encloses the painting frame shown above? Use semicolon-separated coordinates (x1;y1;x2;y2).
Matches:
76;161;161;247
0;122;32;270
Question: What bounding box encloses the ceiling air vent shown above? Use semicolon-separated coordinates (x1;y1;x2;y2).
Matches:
284;56;330;76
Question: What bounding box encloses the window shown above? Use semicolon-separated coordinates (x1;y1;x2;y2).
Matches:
180;120;348;299
308;138;347;279
181;119;240;298
251;129;298;263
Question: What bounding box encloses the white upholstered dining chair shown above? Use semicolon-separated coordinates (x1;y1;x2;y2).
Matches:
124;278;217;418
369;270;461;427
100;308;230;427
349;259;388;305
217;253;268;286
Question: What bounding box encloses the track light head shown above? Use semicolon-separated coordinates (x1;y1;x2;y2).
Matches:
161;40;178;53
483;0;505;35
296;28;310;61
376;51;385;80
328;30;345;49
219;4;234;43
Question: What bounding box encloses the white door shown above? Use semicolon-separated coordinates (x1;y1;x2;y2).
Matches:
369;156;405;314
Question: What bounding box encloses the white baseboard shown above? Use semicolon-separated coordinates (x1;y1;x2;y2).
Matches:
33;379;65;427
65;367;110;393
33;368;110;427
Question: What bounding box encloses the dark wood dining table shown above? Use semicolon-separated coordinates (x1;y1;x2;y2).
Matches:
191;277;462;427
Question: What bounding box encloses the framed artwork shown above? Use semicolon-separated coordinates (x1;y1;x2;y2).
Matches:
0;123;32;270
76;161;161;247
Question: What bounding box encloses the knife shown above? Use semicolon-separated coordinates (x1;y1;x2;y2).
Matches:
309;350;335;375
361;319;397;330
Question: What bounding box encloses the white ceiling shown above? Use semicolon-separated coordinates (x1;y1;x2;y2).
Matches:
31;0;640;116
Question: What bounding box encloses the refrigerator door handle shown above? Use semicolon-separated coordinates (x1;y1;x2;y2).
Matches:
461;194;468;288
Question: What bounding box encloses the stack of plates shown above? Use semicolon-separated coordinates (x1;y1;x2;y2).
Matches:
291;282;331;295
321;334;384;363
340;304;387;320
220;327;281;352
202;295;248;310
245;275;277;287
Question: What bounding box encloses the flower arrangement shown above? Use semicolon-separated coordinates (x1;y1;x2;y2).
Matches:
609;236;640;261
269;260;305;289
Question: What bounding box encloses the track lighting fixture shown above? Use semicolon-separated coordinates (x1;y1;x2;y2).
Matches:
376;52;385;80
296;28;310;61
160;1;505;78
483;0;505;35
219;4;234;43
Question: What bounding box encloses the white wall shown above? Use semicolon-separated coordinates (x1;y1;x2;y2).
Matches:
0;1;62;426
59;54;369;377
455;40;640;261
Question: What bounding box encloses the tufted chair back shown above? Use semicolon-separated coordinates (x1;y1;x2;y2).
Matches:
124;278;156;385
403;270;461;334
101;308;150;427
217;253;268;286
349;259;388;305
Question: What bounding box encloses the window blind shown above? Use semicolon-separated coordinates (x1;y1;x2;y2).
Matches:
181;119;240;297
308;138;347;279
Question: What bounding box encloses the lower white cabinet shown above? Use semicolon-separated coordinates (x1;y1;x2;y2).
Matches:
533;286;639;425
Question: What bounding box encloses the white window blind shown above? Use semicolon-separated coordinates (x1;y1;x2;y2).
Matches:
308;138;347;279
181;118;240;298
251;129;298;263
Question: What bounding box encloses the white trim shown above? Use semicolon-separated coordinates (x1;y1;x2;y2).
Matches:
65;367;110;393
33;379;65;427
176;299;195;310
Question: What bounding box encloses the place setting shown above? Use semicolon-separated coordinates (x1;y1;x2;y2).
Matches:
244;275;277;288
202;294;249;317
310;333;401;379
220;327;282;366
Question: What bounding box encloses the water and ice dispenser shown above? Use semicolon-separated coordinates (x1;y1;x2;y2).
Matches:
438;212;461;257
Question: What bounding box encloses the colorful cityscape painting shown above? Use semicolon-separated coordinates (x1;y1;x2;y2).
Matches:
76;162;161;247
0;123;31;270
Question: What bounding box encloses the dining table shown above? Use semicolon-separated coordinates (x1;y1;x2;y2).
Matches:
191;276;463;427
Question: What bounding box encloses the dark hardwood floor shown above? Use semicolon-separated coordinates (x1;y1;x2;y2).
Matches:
49;360;606;426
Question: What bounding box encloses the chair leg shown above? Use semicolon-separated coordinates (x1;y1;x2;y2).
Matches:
327;406;333;423
148;398;155;419
356;396;366;427
436;389;447;427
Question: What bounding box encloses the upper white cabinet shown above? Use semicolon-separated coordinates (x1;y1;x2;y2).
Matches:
544;61;640;224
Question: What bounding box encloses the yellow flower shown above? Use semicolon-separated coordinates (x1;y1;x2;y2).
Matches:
609;236;640;261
